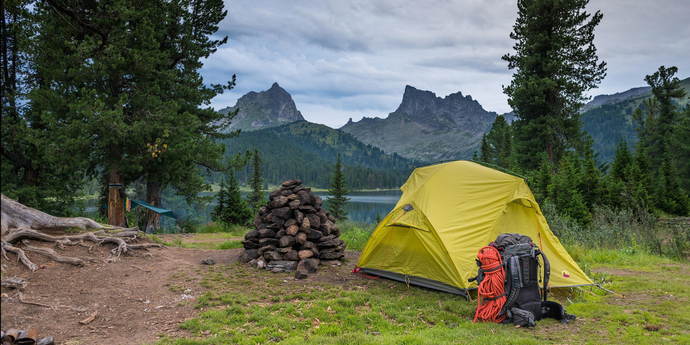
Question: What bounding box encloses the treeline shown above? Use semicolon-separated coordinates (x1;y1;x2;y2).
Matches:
481;66;690;225
215;122;416;190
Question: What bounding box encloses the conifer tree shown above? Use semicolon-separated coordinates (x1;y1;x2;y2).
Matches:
503;0;607;170
654;150;689;216
212;169;253;225
479;115;513;168
580;136;603;209
246;148;266;213
327;153;350;222
548;153;591;225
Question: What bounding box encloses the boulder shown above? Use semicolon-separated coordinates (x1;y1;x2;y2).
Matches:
266;260;298;272
269;189;282;200
275;247;292;254
275;228;287;238
258;245;277;256
279;235;295;248
317;238;344;248
301;241;315;250
286;225;299;236
297;191;311;205
307;230;322;241
258;229;276;238
271;196;289;208
292;185;304;193
239;249;259;263
273;207;292;220
257;258;266;268
244;230;259;240
258;238;279;247
295;270;308;279
318;212;328;224
272;216;285;225
298;205;316;214
306;214;321;229
284;250;300;261
313;195;324;208
241;240;259;249
295;210;304;224
298;250;314;259
297;258;319;273
284;218;297;227
263;251;283;261
289;200;301;209
295;232;307;245
282;179;302;188
258;205;269;215
267;223;282;230
299;217;311;233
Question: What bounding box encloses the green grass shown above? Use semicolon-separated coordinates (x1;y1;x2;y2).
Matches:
146;232;245;250
338;221;376;251
151;246;690;345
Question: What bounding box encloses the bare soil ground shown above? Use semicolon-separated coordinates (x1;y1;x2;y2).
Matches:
1;234;359;345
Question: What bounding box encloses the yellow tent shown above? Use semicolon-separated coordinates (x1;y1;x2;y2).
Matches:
356;160;593;298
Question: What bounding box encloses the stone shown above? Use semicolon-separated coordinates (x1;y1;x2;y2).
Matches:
258;238;279;247
284;250;300;261
297;258;319;273
281;189;292;196
307;214;321;229
289;200;301;209
295;232;307;245
287;194;299;201
298;205;316;214
328;215;336;223
276;247;292;254
295;270;308;279
241;240;260;249
271;196;289;208
272;216;285;226
257;258;266;269
284;218;297;227
299;217;311;233
258;229;276;238
269;189;282;200
272;268;283;273
310;247;320;257
263;251;283;261
282;179;301;188
331;226;340;236
244;230;260;240
297;191;311;205
258;205;269;215
275;229;287;238
320;243;346;254
318;212;328;224
319;235;335;243
273;207;292;220
267;223;282;230
279;235;295;248
298;250;314;259
309;193;317;205
248;258;258;267
301;241;315;250
258;245;276;256
286;225;299;236
292;185;304;193
317;238;344;248
320;251;345;260
313;195;324;208
253;216;262;229
266;260;298;272
307;230;322;241
239;249;260;263
257;223;268;230
295;210;304;224
202;258;215;265
319;225;331;236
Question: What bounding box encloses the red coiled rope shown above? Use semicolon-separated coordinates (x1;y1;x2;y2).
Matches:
474;246;507;323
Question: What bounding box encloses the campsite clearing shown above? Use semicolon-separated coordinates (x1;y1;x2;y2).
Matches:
0;234;688;345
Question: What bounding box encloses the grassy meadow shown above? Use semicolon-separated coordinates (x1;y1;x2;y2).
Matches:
147;217;689;345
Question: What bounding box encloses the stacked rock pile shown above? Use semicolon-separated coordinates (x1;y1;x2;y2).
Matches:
239;179;346;277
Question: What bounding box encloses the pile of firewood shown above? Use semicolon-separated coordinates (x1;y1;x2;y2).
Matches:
1;329;54;344
239;180;346;278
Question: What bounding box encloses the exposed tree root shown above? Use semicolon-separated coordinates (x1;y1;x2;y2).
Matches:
1;277;28;290
1;194;166;272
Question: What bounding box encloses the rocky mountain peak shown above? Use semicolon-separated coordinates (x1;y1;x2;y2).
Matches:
218;83;305;132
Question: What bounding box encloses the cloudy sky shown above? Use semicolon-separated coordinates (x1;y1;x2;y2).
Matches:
201;0;690;129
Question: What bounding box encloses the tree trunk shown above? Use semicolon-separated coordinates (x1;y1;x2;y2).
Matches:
1;194;105;235
145;180;160;232
108;169;126;227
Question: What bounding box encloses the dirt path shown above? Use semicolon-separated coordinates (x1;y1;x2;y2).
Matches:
1;238;240;345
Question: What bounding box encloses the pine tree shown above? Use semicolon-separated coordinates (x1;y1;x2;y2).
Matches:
327;153;350;222
246;148;266;213
654;150;689;216
548;153;591;225
503;0;607;170
212;169;253;225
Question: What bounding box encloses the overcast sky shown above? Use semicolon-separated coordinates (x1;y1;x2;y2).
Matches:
200;0;690;129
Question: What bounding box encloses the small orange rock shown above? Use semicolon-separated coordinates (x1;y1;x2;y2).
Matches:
40;265;46;269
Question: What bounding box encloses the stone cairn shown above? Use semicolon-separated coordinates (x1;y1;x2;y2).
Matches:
239;179;346;278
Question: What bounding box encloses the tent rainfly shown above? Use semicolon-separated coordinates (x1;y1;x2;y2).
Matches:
355;160;594;299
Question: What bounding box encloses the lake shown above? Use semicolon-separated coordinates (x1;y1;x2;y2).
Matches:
85;190;403;224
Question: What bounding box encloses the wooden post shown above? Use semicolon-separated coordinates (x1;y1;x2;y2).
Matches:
145;180;160;232
107;170;126;227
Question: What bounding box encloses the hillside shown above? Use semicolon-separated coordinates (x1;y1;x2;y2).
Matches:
217;82;305;131
582;76;690;163
217;121;417;190
340;85;497;162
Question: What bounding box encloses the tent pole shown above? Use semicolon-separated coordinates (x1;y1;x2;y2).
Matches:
594;284;615;294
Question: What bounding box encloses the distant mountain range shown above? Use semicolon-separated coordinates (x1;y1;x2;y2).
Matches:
217;82;305;132
340;85;500;161
217;77;689;169
582;76;690;163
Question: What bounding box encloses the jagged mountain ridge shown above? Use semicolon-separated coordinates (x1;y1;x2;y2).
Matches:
340;85;498;162
217;82;305;131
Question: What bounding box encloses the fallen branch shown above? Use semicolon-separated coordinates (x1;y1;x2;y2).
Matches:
16;292;86;312
1;240;38;272
79;311;98;325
